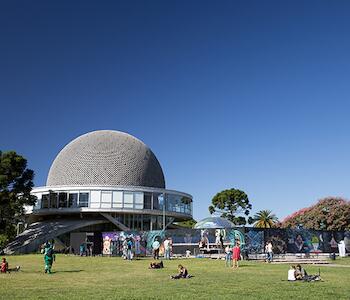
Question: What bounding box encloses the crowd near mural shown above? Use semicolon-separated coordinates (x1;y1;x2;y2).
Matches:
101;228;350;257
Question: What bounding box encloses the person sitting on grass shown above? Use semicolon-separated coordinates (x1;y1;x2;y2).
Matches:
289;264;321;282
1;258;8;273
295;264;308;280
288;265;296;281
1;258;20;273
149;261;164;269
171;264;191;279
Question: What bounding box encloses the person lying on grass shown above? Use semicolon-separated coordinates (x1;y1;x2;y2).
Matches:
170;264;192;279
149;261;164;269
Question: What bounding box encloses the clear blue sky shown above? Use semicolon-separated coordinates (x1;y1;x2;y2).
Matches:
1;0;350;221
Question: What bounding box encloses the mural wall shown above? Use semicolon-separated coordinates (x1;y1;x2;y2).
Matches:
101;228;350;256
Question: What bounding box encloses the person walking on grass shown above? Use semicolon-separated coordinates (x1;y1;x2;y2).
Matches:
232;241;241;269
43;242;55;274
267;241;273;263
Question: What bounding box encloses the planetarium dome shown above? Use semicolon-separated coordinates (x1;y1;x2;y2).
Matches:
46;130;165;188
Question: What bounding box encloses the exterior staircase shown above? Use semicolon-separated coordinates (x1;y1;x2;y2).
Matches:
3;219;107;254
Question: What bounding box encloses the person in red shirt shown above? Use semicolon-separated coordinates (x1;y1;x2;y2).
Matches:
1;258;8;273
1;257;20;273
232;241;241;269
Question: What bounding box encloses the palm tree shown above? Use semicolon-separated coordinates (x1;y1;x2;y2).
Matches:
253;210;278;228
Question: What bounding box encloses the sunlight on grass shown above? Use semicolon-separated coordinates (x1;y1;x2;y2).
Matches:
1;255;350;299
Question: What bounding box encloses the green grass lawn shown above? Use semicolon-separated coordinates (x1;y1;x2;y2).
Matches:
1;255;350;300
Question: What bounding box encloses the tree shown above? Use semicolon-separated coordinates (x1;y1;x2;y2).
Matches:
253;210;278;228
208;188;253;225
281;197;350;231
0;151;36;248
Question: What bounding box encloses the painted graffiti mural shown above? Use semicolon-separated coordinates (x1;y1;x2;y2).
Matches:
102;228;349;256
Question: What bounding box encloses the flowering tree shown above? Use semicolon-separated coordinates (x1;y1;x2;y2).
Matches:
281;197;350;231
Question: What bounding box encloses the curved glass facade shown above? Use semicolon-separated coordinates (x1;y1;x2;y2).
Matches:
31;187;193;218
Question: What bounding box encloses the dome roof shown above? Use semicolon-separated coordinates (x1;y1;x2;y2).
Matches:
194;217;235;229
46;130;165;188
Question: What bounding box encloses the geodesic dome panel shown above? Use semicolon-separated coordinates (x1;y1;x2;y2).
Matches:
194;217;235;229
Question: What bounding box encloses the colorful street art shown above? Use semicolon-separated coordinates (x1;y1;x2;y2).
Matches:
101;228;349;256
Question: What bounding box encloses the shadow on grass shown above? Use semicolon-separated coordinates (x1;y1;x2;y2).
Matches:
229;264;255;268
51;270;84;273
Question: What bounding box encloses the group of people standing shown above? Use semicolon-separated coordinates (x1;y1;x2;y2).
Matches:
152;237;172;260
79;242;93;257
122;237;136;260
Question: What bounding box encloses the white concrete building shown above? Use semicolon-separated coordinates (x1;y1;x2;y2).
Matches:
5;130;192;254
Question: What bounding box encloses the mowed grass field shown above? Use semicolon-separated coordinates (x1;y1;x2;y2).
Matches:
1;255;350;300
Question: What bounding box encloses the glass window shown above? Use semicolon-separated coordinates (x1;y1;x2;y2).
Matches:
151;216;157;230
165;194;192;214
144;192;152;209
142;215;150;231
101;191;112;208
123;192;133;209
41;194;49;209
152;193;162;210
68;193;78;208
134;214;142;230
112;191;123;208
58;193;68;208
157;216;163;230
166;194;177;212
49;192;58;208
79;193;89;207
90;191;100;208
134;192;143;209
158;194;164;210
34;195;41;209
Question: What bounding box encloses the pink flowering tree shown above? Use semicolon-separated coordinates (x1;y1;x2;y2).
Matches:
281;197;350;231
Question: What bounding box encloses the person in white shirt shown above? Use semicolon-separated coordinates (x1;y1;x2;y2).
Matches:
163;238;171;260
267;241;273;263
288;265;296;281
